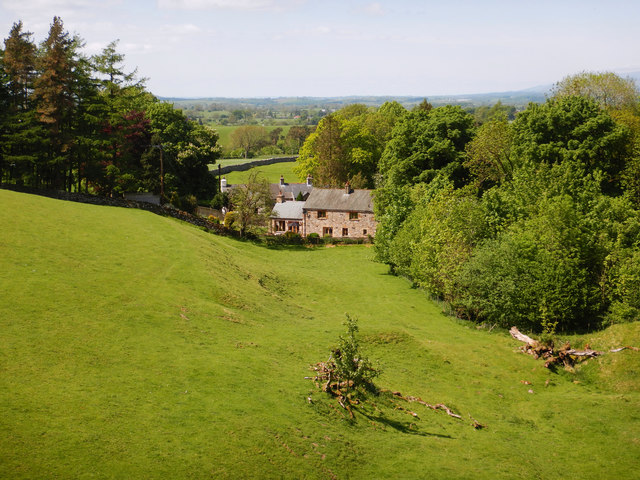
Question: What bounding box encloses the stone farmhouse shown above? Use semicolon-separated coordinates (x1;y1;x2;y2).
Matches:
271;182;377;238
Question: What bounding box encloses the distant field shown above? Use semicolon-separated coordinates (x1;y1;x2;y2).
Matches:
210;124;295;152
222;160;299;184
2;189;639;479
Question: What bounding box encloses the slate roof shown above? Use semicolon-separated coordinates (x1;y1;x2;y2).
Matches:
271;201;305;220
303;188;374;213
269;183;313;201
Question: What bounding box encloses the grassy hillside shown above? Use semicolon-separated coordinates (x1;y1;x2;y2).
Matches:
1;189;639;479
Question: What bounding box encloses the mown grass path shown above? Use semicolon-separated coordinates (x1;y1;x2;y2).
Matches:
1;190;639;478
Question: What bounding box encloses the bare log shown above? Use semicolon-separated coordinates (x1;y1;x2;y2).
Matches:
509;326;537;345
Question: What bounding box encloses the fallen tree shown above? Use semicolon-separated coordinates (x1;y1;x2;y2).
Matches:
509;326;638;368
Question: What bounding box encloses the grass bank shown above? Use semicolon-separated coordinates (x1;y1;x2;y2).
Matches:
1;190;639;478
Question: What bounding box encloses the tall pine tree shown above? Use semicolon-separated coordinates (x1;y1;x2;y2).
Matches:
1;21;44;186
33;16;76;190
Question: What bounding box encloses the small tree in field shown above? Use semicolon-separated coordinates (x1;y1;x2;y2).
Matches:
332;314;379;394
229;171;273;236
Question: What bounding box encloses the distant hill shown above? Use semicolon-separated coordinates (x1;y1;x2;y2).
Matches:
162;89;549;110
162;71;640;110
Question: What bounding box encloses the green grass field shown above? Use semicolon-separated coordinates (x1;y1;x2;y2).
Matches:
222;160;299;185
211;124;294;153
1;189;639;479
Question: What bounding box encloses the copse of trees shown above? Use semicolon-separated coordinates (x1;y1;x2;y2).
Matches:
374;74;640;334
0;17;220;206
294;101;406;188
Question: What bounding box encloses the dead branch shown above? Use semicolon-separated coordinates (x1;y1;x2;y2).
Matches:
565;348;602;357
610;346;639;353
509;326;637;368
392;392;463;419
469;414;486;429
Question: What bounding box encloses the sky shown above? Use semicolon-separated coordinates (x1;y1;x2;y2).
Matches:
1;0;639;98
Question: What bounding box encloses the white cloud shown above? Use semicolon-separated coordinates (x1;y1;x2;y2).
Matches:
362;2;384;16
83;40;108;54
1;0;111;11
122;42;154;54
157;0;304;11
162;23;201;34
313;25;331;35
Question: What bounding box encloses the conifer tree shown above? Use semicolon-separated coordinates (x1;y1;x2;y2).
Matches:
33;16;76;189
1;21;44;185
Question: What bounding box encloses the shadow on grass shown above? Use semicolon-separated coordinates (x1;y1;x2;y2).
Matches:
353;407;454;439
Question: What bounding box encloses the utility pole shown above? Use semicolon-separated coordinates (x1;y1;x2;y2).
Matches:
152;144;165;205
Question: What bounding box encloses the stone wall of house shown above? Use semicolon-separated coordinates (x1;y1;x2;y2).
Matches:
304;210;377;238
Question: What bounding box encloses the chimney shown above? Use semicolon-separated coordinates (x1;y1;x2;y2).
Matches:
345;181;351;194
306;174;313;187
280;175;285;186
276;190;284;203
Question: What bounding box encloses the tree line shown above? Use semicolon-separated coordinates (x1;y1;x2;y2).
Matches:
295;72;640;333
229;125;313;158
0;17;220;209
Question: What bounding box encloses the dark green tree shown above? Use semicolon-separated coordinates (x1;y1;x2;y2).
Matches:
1;21;44;185
511;96;632;193
379;105;475;189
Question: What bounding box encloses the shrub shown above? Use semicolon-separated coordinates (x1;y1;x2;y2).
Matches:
210;191;230;210
306;232;322;245
171;194;198;214
258;145;283;156
607;249;640;324
283;231;303;244
459;194;604;331
224;211;236;228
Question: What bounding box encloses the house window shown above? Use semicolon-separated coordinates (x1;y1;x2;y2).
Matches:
323;227;333;236
275;220;285;231
342;228;349;237
317;210;327;219
349;211;359;220
288;222;299;233
363;229;367;235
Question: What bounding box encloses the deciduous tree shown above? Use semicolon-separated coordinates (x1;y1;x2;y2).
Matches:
552;71;639;112
229;171;272;236
230;125;267;158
